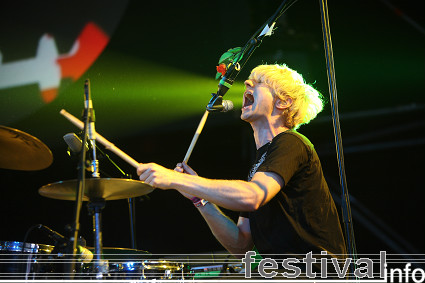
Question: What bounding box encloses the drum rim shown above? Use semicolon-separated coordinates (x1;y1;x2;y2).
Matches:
0;241;54;254
107;260;184;272
142;260;183;271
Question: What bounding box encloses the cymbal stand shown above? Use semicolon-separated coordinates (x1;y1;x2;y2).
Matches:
90;138;100;178
95;146;137;249
87;199;107;279
93;145;137;250
128;197;137;249
60;109;139;252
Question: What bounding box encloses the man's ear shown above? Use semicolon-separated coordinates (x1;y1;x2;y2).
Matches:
275;97;293;110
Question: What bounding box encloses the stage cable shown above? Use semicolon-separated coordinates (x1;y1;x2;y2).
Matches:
318;0;358;277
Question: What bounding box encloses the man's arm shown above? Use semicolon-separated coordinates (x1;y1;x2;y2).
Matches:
137;163;284;211
195;203;253;257
137;162;284;256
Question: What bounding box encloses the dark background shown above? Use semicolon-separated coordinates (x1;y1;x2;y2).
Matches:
0;0;424;259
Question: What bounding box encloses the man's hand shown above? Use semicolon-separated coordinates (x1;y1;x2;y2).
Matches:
174;162;197;199
137;163;177;189
174;162;198;176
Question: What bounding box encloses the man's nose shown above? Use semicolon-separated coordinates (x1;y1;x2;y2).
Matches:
244;79;254;88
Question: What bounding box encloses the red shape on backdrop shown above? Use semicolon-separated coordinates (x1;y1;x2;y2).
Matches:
41;88;58;103
57;22;110;81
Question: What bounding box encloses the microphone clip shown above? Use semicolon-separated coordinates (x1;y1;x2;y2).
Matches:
206;94;223;112
206;94;233;113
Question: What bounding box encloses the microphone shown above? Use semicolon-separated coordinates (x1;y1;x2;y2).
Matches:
84;79;96;140
64;132;132;178
63;133;93;172
214;99;233;112
38;225;93;263
84;79;100;177
63;133;87;154
221;100;234;112
206;95;234;112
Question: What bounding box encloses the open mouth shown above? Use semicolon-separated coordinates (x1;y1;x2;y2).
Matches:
243;92;254;109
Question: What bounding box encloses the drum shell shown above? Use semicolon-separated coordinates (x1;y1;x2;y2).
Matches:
0;241;55;280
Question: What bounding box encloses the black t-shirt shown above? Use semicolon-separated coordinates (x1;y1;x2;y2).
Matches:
241;130;346;261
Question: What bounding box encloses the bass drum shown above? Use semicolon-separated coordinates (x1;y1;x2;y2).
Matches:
0;241;55;280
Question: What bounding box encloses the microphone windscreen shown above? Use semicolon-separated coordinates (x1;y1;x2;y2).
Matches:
222;100;234;112
63;133;83;153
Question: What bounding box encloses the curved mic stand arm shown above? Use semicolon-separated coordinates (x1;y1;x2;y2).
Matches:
186;0;299;165
216;0;299;99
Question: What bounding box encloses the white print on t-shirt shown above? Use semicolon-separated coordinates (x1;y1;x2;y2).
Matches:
248;151;268;181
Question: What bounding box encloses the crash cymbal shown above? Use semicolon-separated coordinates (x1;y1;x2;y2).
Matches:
39;178;154;201
0;126;53;171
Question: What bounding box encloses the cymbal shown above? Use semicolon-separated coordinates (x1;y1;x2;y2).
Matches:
86;247;151;260
39;178;154;201
0;126;53;171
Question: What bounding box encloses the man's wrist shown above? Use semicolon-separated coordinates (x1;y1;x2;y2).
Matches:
191;197;209;207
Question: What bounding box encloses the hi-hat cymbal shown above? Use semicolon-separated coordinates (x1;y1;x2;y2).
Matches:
0;126;53;171
39;178;154;201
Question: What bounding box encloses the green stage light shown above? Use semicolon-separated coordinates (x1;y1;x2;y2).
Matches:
7;51;245;141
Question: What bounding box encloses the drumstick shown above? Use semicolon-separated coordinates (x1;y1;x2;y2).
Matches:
60;109;140;168
183;110;209;164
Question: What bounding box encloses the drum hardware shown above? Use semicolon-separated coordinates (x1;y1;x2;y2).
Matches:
101;260;185;280
37;224;93;264
39;179;153;279
127;197;137;250
39;178;153;202
63;131;140;250
58;84;155;278
80;247;151;279
54;78;96;279
0;125;53;171
0;241;55;280
87;247;151;260
36;80;159;279
2;225;94;279
87;199;105;278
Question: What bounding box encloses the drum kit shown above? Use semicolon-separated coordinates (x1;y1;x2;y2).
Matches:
0;125;186;280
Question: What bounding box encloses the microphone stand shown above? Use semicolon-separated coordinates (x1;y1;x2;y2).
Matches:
65;81;91;279
83;79;109;279
71;113;139;255
185;0;298;164
67;79;110;279
183;110;209;163
212;0;299;99
128;197;137;249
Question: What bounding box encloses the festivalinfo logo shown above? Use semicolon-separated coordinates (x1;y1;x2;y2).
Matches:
242;251;425;282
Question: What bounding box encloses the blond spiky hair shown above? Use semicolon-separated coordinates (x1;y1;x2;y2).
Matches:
249;64;324;129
